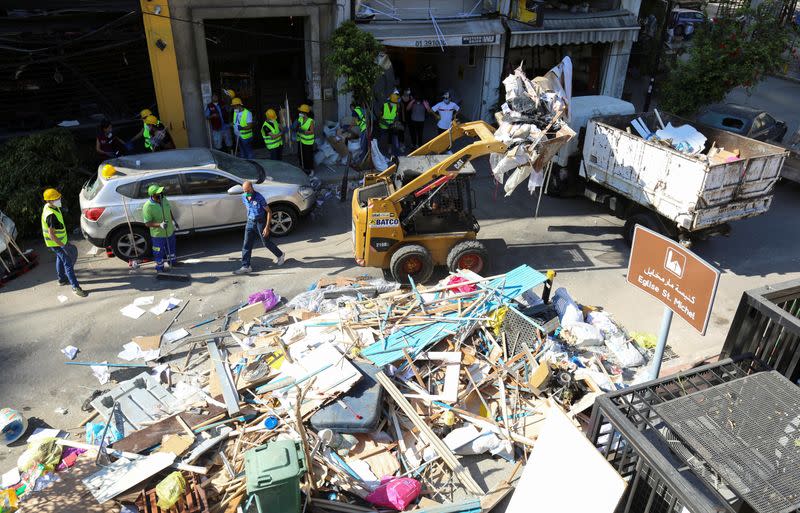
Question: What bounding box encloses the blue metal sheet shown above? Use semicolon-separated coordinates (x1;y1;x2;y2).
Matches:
363;265;547;366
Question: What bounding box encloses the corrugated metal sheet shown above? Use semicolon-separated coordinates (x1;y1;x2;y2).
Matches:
508;11;640;47
362;265;547;366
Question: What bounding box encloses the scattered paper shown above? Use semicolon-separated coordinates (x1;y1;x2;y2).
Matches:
61;345;79;360
87;246;100;255
91;362;111;385
57;295;68;303
149;299;171;316
118;341;160;362
1;467;20;488
133;296;155;307
149;297;181;315
120;304;146;319
163;328;189;343
54;407;68;415
28;428;64;443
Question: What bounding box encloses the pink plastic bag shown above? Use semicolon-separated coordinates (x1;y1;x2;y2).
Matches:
247;289;280;312
365;477;421;510
446;275;477;294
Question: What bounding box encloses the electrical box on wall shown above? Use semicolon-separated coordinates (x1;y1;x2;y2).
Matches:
517;0;544;26
323;88;334;100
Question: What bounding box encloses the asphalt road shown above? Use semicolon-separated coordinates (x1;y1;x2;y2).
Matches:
1;164;800;467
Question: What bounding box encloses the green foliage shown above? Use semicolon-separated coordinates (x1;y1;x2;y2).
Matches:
659;2;797;116
327;21;383;107
0;129;86;239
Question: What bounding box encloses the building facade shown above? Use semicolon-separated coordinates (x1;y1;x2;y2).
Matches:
141;0;642;148
141;0;348;148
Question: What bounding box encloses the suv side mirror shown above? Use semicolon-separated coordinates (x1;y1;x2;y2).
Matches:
227;184;243;195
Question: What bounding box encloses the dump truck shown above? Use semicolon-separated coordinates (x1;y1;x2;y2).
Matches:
578;111;787;246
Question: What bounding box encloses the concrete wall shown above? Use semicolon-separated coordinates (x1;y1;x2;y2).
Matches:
168;0;341;147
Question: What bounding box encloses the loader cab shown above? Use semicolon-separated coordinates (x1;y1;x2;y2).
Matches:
393;157;478;236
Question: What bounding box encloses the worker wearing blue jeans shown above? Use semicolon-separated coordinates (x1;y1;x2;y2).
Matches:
234;181;285;274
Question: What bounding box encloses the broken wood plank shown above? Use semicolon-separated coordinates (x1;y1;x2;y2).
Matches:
207;340;241;416
375;371;484;496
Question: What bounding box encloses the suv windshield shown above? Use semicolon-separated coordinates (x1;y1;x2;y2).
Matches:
212;150;263;182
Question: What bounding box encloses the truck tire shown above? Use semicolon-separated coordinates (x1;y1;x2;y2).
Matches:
623;211;662;245
109;225;151;261
390;244;434;284
447;240;489;274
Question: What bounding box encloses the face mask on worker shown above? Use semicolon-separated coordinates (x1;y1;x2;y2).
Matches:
245;193;253;200
299;113;306;120
52;199;62;208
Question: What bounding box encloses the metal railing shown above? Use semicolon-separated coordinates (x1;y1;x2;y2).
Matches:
720;279;800;383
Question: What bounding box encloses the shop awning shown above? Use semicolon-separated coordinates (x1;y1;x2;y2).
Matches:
359;18;504;48
508;11;640;47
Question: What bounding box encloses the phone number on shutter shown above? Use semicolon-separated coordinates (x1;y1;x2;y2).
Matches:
413;39;443;47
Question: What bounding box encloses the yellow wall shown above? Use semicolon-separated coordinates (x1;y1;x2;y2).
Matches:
140;0;188;148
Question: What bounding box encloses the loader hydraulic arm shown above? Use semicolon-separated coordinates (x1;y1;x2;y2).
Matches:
384;121;508;204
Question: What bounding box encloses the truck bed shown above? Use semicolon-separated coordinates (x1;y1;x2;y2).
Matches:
581;112;787;232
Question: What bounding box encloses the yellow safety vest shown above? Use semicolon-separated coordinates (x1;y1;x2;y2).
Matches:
41;205;67;247
261;120;283;149
297;117;314;146
235;109;253;140
379;102;397;129
353;106;367;131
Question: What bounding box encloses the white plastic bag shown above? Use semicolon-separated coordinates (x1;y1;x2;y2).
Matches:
565;322;603;347
605;334;645;367
371;140;389;171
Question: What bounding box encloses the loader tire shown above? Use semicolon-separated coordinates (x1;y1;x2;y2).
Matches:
390;244;434;284
447;240;489;274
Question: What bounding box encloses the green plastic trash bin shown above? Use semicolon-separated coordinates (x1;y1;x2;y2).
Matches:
244;439;306;513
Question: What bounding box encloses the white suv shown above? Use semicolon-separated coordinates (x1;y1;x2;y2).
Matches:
79;149;316;260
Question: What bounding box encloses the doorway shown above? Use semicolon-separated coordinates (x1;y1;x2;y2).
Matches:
204;16;309;147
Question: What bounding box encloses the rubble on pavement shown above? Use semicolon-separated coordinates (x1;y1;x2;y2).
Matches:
0;265;659;513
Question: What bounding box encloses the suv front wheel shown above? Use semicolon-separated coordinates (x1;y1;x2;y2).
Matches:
269;204;299;237
109;226;151;261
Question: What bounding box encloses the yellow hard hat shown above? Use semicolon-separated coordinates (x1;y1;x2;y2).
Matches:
266;109;277;120
43;188;61;201
140;108;152;119
224;89;235;98
144;115;158;125
389;93;399;102
231;97;243;106
101;164;117;179
298;104;311;113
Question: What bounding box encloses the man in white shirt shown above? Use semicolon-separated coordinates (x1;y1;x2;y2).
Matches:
432;92;460;134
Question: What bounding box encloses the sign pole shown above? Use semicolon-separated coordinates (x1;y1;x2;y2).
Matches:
649;306;674;380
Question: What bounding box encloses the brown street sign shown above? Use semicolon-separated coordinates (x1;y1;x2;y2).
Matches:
627;225;720;334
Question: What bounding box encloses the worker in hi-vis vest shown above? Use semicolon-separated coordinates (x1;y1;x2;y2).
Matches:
42;188;87;297
295;104;315;176
261;109;285;161
232;97;254;159
351;102;368;158
378;91;401;156
128;108;160;152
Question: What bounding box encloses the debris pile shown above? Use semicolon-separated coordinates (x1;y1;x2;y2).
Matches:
0;266;657;512
491;58;576;196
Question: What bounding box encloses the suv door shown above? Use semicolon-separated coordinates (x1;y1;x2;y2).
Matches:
182;171;245;231
135;174;194;230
